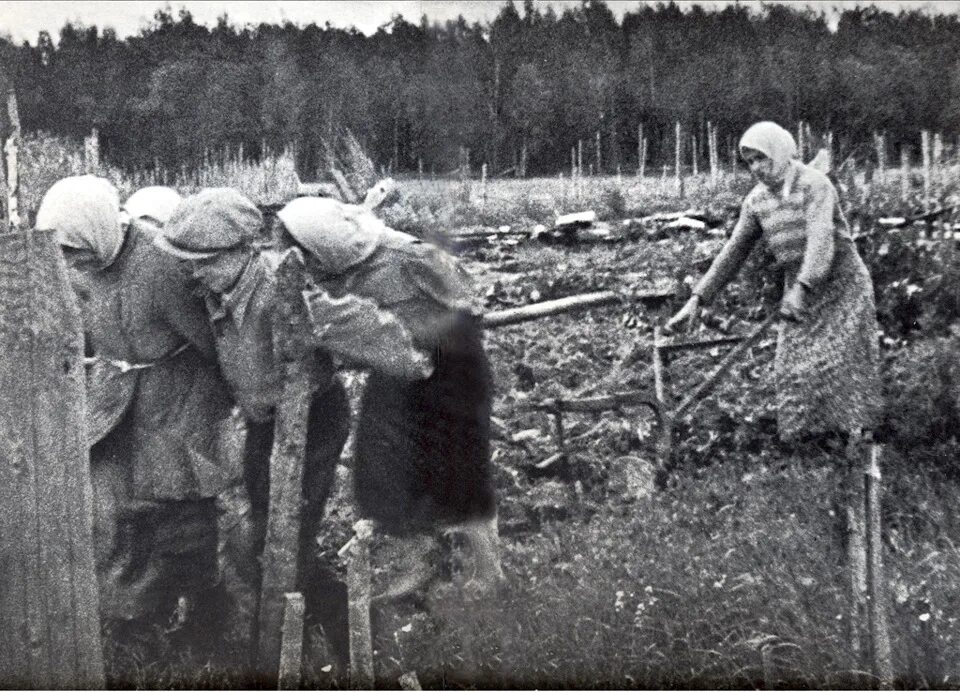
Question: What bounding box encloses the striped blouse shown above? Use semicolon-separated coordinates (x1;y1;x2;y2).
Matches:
694;160;851;303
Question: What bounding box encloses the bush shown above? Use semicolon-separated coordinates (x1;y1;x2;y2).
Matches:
882;334;960;447
600;184;627;220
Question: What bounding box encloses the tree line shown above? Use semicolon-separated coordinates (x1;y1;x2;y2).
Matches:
2;0;959;178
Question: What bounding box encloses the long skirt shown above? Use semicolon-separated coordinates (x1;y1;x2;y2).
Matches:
353;311;497;536
774;238;883;441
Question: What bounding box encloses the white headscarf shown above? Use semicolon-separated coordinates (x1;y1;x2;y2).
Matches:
739;121;797;179
123;186;182;225
276;197;383;273
36;175;124;267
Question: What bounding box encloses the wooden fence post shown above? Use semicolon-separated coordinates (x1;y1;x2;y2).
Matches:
5;85;21;232
84;128;100;174
480;163;487;214
674;121;682;197
922;130;931;211
577;139;583;204
708;122;719;186
595;130;601;175
933;132;944;199
278;592;305;690
345;520;375;688
640;136;648;179
846;434;868;668
879;132;888;184
0;78;104;691
652;327;672;480
637;123;644;177
0;229;106;688
865;443;894;689
256;248;314;679
900;146;910;202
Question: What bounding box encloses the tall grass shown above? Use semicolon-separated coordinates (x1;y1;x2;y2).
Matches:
364;448;960;689
12;134;302;218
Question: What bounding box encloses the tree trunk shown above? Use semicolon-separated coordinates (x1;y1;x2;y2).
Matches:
0;228;104;689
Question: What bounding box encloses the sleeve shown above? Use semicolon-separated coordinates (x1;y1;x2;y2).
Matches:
303;287;434;380
693;199;763;304
795;177;838;290
158;258;220;361
400;247;473;311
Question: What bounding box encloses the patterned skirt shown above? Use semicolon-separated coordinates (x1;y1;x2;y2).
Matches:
774;238;883;441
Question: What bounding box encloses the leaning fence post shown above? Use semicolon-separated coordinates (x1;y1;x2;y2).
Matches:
652;327;672;479
256;247;314;679
865;442;894;689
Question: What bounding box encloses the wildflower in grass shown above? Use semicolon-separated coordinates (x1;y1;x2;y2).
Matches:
615;590;626;611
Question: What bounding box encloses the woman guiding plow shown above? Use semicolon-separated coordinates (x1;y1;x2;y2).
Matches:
666;121;882;441
665;121;891;684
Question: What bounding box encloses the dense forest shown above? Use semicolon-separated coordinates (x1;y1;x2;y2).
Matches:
2;0;959;177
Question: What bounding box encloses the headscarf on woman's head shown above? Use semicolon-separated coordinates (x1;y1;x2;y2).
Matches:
36;175;124;267
739;121;797;178
123;186;182;226
276;197;383;274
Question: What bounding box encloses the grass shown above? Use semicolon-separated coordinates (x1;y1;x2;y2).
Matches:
365;448;960;689
12;134;960;688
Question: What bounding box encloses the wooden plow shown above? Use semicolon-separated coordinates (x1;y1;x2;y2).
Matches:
518;309;894;686
519;313;777;479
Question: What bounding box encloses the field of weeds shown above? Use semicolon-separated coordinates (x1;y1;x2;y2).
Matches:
14;135;960;688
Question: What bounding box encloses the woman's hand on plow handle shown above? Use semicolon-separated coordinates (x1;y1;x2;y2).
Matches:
664;294;702;335
779;282;807;323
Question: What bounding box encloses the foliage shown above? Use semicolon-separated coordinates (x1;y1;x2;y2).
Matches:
11;133;132;218
6;3;960;178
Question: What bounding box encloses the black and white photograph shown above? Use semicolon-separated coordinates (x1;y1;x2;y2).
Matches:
1;0;960;687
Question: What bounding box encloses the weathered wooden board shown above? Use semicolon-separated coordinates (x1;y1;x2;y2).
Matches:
0;228;104;688
256;248;313;678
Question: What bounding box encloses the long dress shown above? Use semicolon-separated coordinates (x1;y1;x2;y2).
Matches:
694;160;882;441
